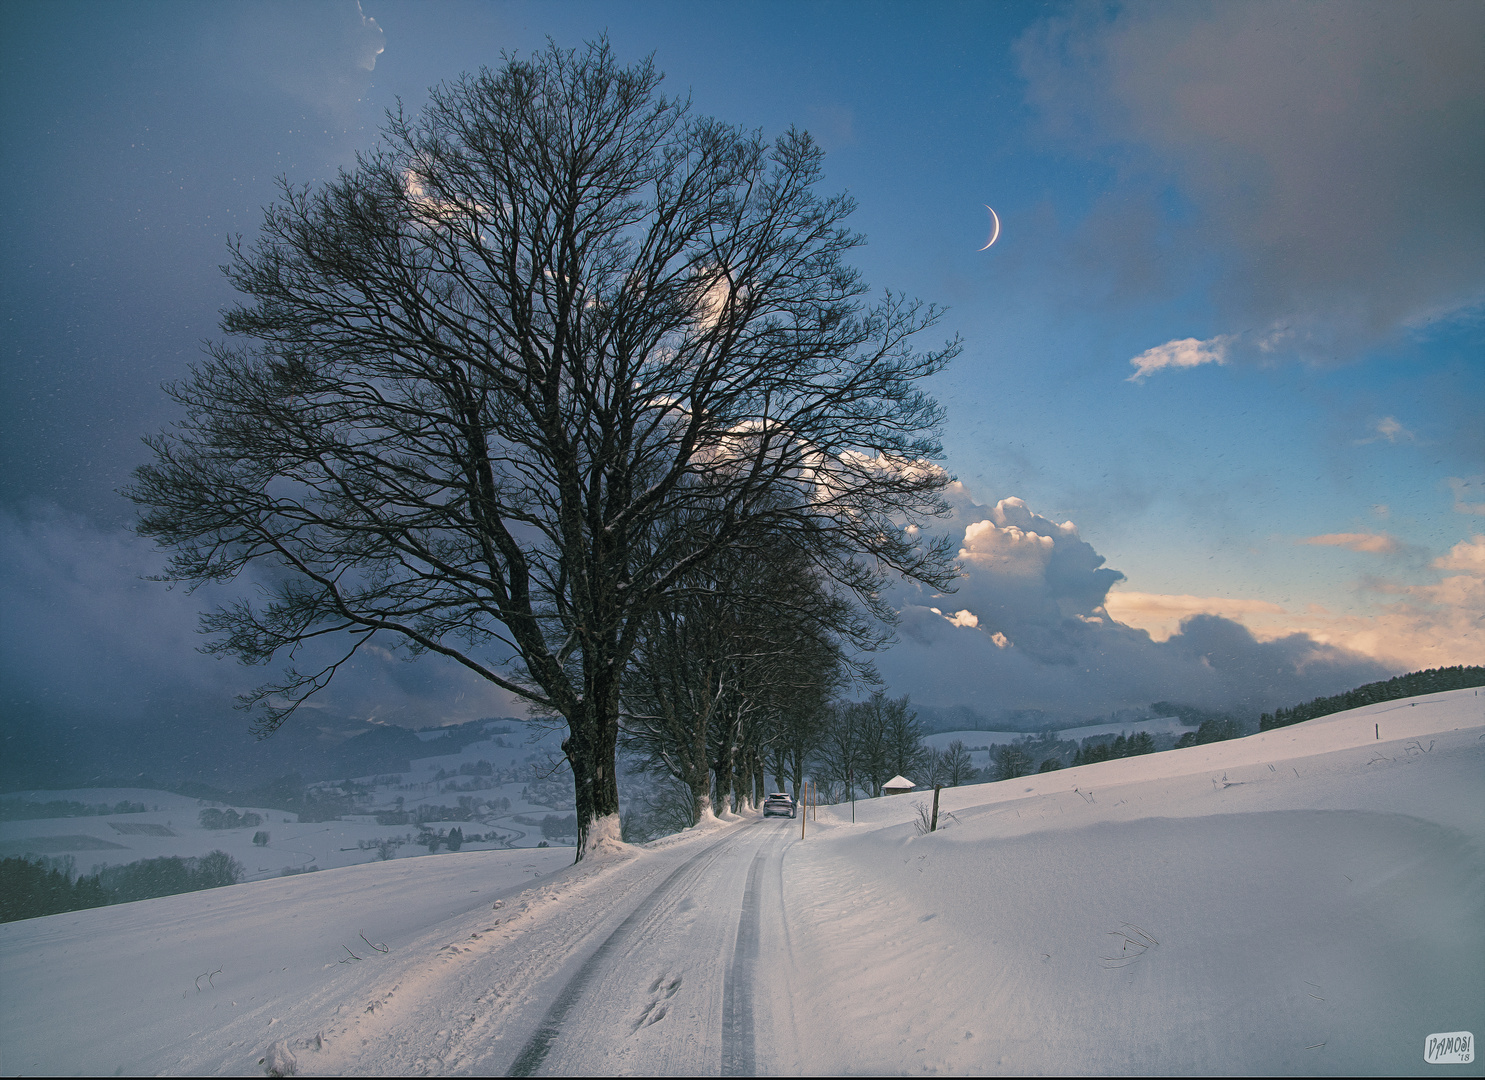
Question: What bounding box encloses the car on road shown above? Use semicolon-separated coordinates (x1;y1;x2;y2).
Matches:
762;793;796;818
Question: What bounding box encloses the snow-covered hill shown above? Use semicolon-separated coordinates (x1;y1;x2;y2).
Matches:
0;687;1479;1076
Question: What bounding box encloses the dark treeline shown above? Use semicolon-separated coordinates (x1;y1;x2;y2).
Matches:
172;774;354;823
0;799;149;821
1074;730;1158;765
197;807;263;830
978;709;1246;779
1259;666;1484;731
0;850;243;923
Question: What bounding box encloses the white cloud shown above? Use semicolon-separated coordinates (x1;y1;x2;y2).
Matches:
1126;335;1234;382
1355;416;1417;445
1433;534;1485;574
354;1;384;72
1298;532;1400;555
1375;417;1414;443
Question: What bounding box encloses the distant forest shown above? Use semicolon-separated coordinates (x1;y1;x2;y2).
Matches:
0;799;149;821
1259;666;1484;731
0;851;243;924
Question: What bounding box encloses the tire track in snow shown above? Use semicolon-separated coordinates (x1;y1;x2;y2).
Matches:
505;822;755;1076
720;834;771;1076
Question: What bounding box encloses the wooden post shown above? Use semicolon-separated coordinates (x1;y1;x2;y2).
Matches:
1375;723;1379;740
930;785;941;832
801;782;807;840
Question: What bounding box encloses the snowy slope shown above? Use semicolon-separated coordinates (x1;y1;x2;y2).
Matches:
779;687;1485;1075
0;846;574;1075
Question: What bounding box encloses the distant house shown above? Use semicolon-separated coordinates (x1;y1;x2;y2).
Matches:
882;775;915;796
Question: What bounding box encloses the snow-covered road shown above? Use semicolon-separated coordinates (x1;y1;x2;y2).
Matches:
303;814;804;1076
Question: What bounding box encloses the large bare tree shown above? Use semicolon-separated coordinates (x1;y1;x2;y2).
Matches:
130;40;957;857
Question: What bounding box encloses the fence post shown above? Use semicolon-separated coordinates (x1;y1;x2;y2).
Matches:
930;785;941;832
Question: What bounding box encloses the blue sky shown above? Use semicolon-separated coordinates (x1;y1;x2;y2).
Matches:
2;1;1480;734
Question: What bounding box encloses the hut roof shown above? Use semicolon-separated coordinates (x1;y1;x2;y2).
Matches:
883;775;915;790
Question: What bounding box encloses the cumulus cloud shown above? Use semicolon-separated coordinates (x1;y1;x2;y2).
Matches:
1019;1;1485;360
879;489;1388;720
1298;532;1400;555
960;518;1055;575
1126;334;1233;381
917;495;1128;666
930;607;981;629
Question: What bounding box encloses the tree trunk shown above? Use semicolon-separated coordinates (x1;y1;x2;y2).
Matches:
568;657;623;860
713;746;732;815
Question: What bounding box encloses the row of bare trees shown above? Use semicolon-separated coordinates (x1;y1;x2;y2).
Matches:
129;41;960;857
618;532;866;821
810;693;978;803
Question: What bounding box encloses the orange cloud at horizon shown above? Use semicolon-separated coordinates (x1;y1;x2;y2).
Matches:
1105;542;1484;672
1298;532;1399;554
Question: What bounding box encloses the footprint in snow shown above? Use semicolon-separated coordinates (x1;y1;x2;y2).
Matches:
633;973;683;1032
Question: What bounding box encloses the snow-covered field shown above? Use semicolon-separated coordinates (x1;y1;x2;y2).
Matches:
1;687;1479;1076
0;726;581;878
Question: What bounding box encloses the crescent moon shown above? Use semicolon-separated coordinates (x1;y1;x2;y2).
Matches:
978;205;1001;251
